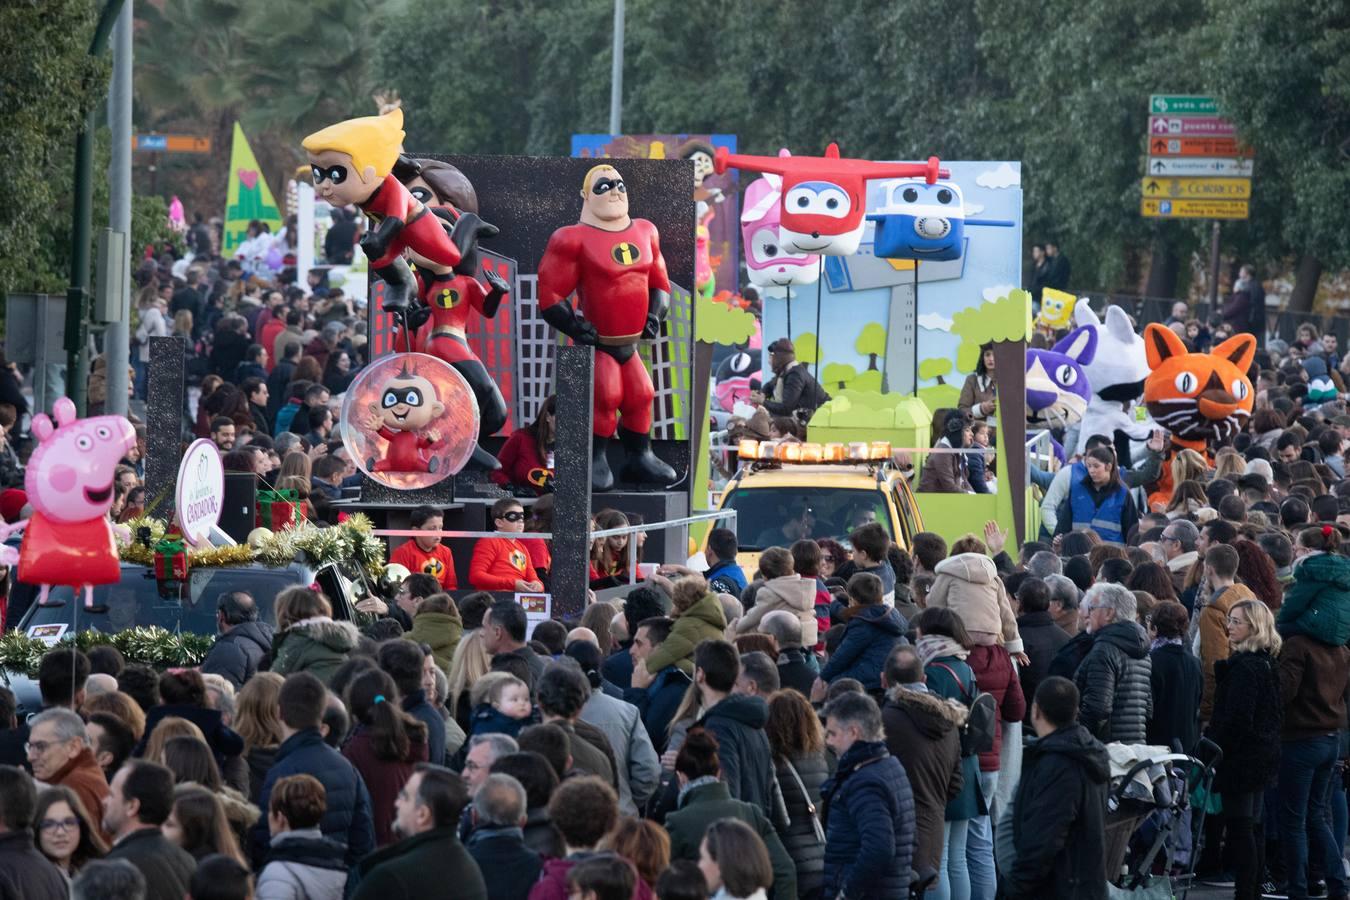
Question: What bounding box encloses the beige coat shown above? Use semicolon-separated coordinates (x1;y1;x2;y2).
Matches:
926;553;1023;654
735;574;819;646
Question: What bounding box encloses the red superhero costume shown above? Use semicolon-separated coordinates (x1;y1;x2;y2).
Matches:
361;174;462;271
373;427;438;473
537;220;669;437
413;269;488;364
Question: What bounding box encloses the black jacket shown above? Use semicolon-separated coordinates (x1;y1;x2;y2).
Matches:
352;826;486;900
1207;649;1283;794
701;693;785;828
1074;621;1152;744
0;831;66;900
1016;611;1070;721
201;620;275;690
601;645;634;691
775;751;830;899
137;703;245;771
107;827;198;900
1147;643;1203;753
762;363;830;418
777;645;819;698
623;665;690;754
1004;723;1109;900
465;826;543;900
1047;630;1093;680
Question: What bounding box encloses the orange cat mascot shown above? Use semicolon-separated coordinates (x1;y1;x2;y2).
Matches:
1143;323;1256;510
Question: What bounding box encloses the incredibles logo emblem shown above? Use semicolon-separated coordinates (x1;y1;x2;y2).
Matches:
509;549;528;573
435;288;461;309
423;558;444;578
611;242;641;266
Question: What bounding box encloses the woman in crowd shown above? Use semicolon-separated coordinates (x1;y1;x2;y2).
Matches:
163;784;248;866
492;395;556;494
233;672;285;805
699;819;776;900
1056;446;1138;544
1206;600;1282;900
764;689;828;900
913;607;982;900
322;350;356;394
957;343;997;428
270;587;359;685
32;786;107;878
341;668;429;846
1145;600;1202;753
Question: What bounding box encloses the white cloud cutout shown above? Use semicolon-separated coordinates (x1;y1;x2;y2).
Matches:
964;202;985;215
917;311;954;332
982;284;1017;302
975;162;1020;190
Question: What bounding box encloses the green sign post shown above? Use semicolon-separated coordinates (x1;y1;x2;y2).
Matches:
1149;95;1219;116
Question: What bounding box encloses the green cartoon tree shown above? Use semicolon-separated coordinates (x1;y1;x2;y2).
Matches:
950;289;1033;373
795;332;820;365
856;322;887;372
821;362;857;392
695;294;757;346
918;357;953;385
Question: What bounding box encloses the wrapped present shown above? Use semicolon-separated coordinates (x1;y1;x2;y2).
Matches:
256;489;298;531
153;537;188;581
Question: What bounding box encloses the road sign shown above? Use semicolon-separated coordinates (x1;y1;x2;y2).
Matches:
1146;157;1254;177
133;134;211;153
1148;116;1236;137
1148;136;1254;158
1141;177;1251;200
1149;95;1218;116
1141;198;1249;219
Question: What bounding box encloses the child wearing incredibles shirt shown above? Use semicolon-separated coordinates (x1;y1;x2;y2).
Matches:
469;498;544;592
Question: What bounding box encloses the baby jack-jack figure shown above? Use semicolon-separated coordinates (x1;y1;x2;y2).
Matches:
537;165;678;490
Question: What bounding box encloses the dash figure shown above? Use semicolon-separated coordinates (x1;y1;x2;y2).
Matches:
0;398;136;610
537;164;678;490
301;110;487;320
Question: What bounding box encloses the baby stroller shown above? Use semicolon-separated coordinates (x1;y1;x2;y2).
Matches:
1104;738;1221;900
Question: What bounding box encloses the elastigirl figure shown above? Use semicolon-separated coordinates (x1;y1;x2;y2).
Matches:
358;363;447;473
537;165;678;490
301;110;487;321
396;159;510;471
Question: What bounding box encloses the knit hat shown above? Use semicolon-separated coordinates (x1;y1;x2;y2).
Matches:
0;489;27;524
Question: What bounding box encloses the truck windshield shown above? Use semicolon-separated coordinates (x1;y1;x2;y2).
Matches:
721;487;893;551
18;567;302;636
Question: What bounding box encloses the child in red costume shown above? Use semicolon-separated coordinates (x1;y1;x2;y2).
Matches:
469;499;544;592
388;505;458;591
537;164;677;491
358;365;447;474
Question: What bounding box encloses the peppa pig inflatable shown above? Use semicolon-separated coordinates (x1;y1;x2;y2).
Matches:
0;398;136;609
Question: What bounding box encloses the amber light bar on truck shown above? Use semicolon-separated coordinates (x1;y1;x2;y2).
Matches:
736;440;892;463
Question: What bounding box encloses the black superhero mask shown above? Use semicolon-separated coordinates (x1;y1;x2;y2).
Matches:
591;177;627;195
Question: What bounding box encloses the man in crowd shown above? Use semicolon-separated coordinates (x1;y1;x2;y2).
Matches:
352;765;486;900
103;760;198;900
483;600;547;685
27;708;109;840
464;773;542;900
0;764;67;900
750;338;830;420
1003;677;1108;900
201;591;273;690
625;616;690;752
1074;584;1151;744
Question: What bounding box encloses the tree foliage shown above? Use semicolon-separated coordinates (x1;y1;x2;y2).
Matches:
0;0;106;295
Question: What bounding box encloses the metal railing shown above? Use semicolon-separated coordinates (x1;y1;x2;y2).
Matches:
373;508;737;587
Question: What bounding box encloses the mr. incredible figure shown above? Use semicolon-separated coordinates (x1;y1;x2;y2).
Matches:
358;363;447;473
537;165;678;490
301;110;488;319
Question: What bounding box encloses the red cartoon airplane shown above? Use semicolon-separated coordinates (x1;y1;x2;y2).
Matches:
714;144;948;256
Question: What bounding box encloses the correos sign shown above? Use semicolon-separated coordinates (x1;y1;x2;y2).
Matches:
176;439;224;546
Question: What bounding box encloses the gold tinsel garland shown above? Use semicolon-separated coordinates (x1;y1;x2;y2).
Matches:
117;514;386;580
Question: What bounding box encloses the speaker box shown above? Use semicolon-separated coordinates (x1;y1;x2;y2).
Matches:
219;472;257;542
